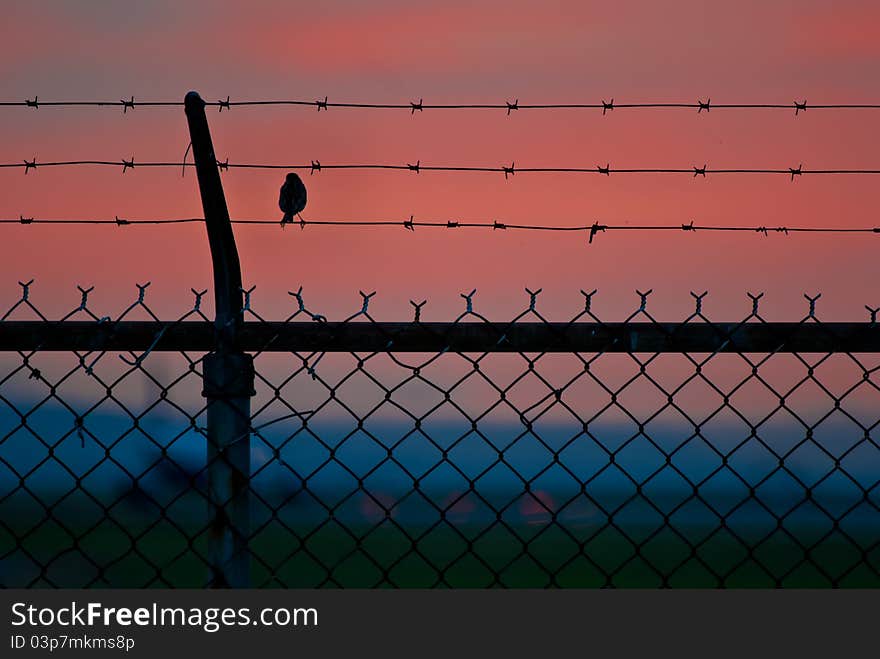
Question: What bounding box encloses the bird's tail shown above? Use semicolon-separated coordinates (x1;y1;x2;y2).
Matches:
281;212;293;225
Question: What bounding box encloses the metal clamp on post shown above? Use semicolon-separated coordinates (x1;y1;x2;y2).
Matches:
202;352;256;398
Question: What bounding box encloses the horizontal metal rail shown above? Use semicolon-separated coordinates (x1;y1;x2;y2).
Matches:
1;321;878;353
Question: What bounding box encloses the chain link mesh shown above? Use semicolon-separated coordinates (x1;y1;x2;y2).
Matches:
1;284;878;587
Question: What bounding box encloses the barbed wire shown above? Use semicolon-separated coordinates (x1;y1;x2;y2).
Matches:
4;216;878;243
3;96;880;115
3;158;880;178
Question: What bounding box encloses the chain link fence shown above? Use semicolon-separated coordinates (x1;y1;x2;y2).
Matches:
1;283;878;587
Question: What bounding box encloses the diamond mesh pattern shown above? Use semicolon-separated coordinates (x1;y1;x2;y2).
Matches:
1;284;878;587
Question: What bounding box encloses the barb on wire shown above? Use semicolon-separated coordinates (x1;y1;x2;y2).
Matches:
589;222;607;244
410;299;426;321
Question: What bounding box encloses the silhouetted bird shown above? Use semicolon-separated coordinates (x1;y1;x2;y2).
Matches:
279;172;307;225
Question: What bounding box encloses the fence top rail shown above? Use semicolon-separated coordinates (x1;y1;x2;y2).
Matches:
1;320;878;353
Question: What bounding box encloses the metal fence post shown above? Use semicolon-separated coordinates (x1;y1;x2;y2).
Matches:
184;91;254;587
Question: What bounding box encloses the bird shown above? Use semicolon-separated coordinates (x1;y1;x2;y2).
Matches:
279;172;307;225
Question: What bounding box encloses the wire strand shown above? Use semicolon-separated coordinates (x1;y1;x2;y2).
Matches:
4;217;878;241
4;97;880;113
4;159;879;177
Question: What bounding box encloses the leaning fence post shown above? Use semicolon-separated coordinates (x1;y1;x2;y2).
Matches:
184;91;254;587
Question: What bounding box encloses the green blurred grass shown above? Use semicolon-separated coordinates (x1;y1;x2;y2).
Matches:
3;507;877;588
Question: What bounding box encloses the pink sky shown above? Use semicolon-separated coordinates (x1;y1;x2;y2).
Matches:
1;0;879;322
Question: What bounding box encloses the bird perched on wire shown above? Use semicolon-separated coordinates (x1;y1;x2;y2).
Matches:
279;172;307;226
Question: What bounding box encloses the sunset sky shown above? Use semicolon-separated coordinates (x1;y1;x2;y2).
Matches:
2;0;879;322
2;2;880;593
